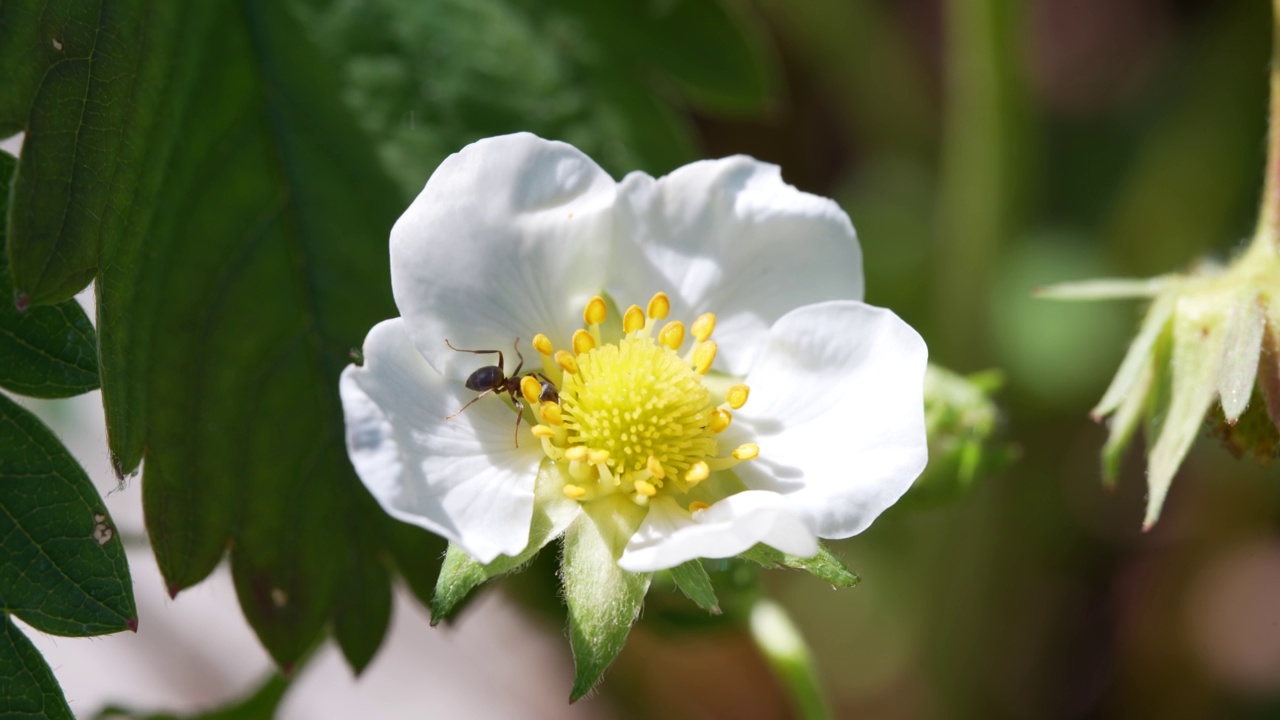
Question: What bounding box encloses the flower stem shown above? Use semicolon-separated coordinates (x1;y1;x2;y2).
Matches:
749;597;833;720
1252;0;1280;252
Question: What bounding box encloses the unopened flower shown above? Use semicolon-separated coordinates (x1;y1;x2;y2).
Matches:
340;133;928;572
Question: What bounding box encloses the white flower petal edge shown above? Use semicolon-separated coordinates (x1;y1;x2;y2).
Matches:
609;157;864;376
617;300;927;572
391;133;617;382
340;318;543;563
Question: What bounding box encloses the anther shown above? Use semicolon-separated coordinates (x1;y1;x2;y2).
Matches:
634;480;658;498
555;350;579;375
732;443;759;460
565;446;589;463
692;341;717;374
691;313;716;342
563;485;587;500
685;461;710;484
572;328;596;355
647;292;670;320
520;375;542;406
584;296;608;327
726;384;750;409
646;455;666;479
540;402;563;425
623;305;646;334
588;449;611;465
532;334;554;356
658;321;685;350
710;408;732;434
688;501;710;513
531;424;557;438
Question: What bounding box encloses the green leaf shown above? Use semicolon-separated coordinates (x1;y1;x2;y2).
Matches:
0;393;134;635
667;560;720;615
738;542;860;588
0;0;161;305
0;614;73;720
0;152;98;398
94;672;290;720
562;496;650;702
431;462;581;623
331;551;391;675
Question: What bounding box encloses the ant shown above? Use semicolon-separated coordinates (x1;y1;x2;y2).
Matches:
445;338;559;446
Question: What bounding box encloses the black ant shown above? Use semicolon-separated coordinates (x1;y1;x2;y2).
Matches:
444;339;559;446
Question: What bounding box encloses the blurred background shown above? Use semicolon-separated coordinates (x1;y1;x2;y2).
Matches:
13;0;1280;717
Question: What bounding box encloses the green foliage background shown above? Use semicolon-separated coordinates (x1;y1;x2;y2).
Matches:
1;0;1278;717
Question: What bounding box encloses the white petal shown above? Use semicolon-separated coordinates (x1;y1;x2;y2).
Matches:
609;157;863;375
730;300;928;538
618;494;816;572
391;133;617;381
340;318;543;563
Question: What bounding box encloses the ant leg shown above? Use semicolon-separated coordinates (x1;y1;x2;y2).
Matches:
511;396;524;447
511;338;524;376
445;388;494;420
444;339;504;376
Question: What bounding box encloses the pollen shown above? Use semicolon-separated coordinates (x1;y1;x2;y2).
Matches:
726;384;750;409
584;296;608;327
623;305;646;334
555;350;579;375
520;375;542;406
572;328;596;355
658;321;685;350
532;334;554;356
647;292;670;320
691;313;716;342
692;341;717;374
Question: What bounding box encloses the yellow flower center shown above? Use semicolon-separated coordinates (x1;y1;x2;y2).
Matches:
524;292;758;509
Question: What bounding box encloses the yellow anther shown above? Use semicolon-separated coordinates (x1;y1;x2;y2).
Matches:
540;401;563;425
588;449;611;465
531;424;557;439
710;408;732;434
688;501;710;513
565;445;589;462
563;484;587;500
732;443;759;461
532;334;554;356
572;328;596;355
692;340;717;374
646;455;666;479
726;384;750;410
658;321;685;351
584;296;608;326
647;292;670;320
634;480;658;498
623;304;646;334
685;461;710;484
691;313;716;342
555;350;579;375
520;375;542;406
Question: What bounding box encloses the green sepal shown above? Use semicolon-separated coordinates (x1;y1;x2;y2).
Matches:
668;560;721;615
563;495;650;702
431;461;580;624
0;151;98;399
0;393;135;636
0;614;73;720
738;542;860;588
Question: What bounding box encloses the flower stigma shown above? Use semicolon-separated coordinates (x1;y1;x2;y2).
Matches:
525;292;759;509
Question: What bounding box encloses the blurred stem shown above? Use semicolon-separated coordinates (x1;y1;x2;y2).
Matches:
1253;0;1280;253
749;598;832;720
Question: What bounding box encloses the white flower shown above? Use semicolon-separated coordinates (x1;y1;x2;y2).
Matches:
340;133;928;573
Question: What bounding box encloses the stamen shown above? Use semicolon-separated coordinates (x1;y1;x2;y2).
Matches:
685;461;710;484
691;313;716;342
520;376;542;406
634;480;658;498
710;408;732;434
532;334;554;356
588;449;611;465
688;501;710;513
726;384;750;409
647;292;670;320
732;443;759;460
531;424;557;438
692;341;717;374
563;484;587;500
541;402;563;425
658;321;685;350
584;296;608;327
565;446;589;463
555;350;579;375
646;455;666;479
623;305;646;334
572;328;596;355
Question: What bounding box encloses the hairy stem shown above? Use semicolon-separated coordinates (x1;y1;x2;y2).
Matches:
749;598;832;720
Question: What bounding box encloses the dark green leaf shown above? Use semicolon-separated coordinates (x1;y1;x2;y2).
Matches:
0;393;134;635
0;0;162;305
667;560;720;615
332;551;391;675
738;542;860;589
0;614;73;720
94;673;290;720
563;497;650;702
0;152;98;398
